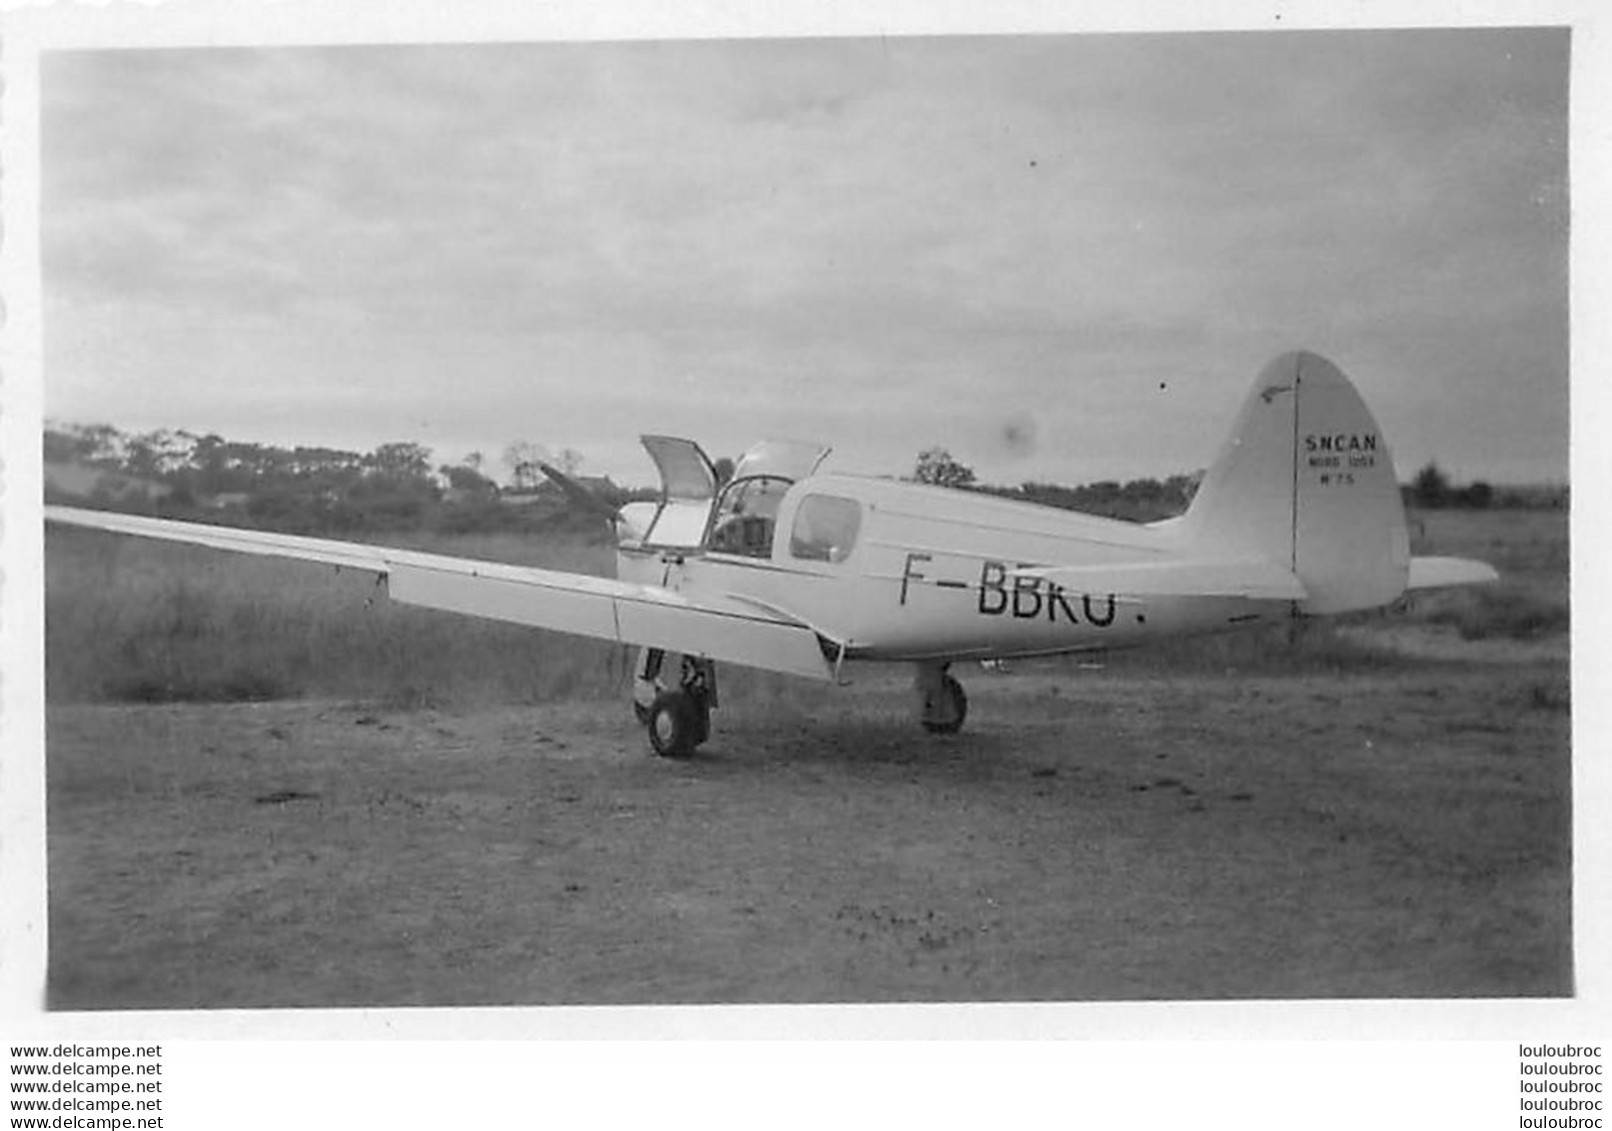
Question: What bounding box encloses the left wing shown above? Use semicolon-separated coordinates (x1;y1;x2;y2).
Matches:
45;506;835;681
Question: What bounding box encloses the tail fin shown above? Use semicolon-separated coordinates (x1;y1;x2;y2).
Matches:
1171;351;1410;615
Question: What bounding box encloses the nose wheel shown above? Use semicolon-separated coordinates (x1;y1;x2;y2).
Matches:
914;662;968;734
633;648;716;757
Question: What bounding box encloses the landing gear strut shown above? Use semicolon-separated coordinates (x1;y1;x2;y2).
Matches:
633;647;716;757
914;661;968;734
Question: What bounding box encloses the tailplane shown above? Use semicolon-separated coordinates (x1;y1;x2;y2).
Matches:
1169;351;1491;614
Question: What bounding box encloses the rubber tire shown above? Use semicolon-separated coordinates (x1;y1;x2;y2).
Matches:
691;697;711;745
647;691;701;758
921;674;968;735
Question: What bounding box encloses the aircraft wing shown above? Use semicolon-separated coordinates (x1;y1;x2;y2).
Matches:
1012;558;1309;602
45;505;835;681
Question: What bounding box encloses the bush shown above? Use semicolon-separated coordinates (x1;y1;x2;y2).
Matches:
1412;462;1451;508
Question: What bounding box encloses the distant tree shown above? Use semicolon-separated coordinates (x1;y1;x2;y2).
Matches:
440;463;497;494
1164;472;1203;507
503;440;545;490
43;428;79;464
45;422;126;467
1461;480;1494;509
122;428;197;478
553;447;585;477
188;433;231;494
713;456;736;487
1120;477;1164;503
123;436;159;480
1411;462;1450;508
287;445;364;479
365;441;433;481
913;447;976;490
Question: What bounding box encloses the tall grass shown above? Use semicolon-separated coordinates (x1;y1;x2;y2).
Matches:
1398;506;1570;641
46;528;629;706
1404;507;1569;599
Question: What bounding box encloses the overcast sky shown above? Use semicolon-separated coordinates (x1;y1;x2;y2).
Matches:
42;29;1568;488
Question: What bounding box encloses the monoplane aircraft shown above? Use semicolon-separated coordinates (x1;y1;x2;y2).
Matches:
46;352;1497;756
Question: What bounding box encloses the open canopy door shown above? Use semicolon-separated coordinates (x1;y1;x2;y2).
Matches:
639;435;718;549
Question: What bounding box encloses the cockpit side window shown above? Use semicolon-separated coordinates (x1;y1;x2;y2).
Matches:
789;494;861;563
707;476;791;558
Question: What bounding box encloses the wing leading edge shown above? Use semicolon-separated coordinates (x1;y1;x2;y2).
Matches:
45;505;834;682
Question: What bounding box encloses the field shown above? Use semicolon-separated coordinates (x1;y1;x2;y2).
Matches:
42;506;1571;1008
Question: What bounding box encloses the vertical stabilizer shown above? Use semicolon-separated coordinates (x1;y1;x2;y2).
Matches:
1172;352;1409;615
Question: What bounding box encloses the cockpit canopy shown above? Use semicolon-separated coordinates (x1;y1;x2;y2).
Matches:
707;440;831;558
633;436;831;556
727;439;833;485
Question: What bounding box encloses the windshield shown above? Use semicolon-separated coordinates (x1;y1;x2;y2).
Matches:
708;476;792;557
729;439;830;484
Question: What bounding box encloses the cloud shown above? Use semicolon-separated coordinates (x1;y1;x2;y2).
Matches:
42;30;1569;486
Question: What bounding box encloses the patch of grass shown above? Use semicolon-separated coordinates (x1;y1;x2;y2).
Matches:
102;668;294;704
46;527;628;707
45;664;1573;1007
1421;585;1570;641
1392;507;1571;643
1098;618;1411;676
1522;678;1571;713
1406;507;1569;602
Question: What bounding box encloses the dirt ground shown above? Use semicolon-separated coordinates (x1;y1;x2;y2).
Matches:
45;634;1571;1011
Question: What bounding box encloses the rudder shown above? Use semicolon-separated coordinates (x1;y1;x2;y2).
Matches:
1172;352;1410;615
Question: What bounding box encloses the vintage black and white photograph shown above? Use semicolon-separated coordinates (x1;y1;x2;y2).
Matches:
28;24;1571;1017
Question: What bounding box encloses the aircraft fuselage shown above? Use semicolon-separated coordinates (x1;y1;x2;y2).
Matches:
619;473;1287;668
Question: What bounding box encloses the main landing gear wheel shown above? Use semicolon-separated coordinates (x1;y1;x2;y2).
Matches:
647;690;709;758
923;675;968;734
915;663;968;735
634;647;717;757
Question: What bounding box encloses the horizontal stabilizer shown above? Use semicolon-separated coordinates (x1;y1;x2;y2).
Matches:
1407;556;1500;591
1013;558;1308;602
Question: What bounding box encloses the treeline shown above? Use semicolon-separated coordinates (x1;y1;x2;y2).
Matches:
1402;462;1565;510
45;422;1565;539
981;476;1202;523
914;445;1563;522
910;445;1198;521
42;422;648;539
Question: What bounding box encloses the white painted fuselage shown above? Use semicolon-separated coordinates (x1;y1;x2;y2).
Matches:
618;473;1283;667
